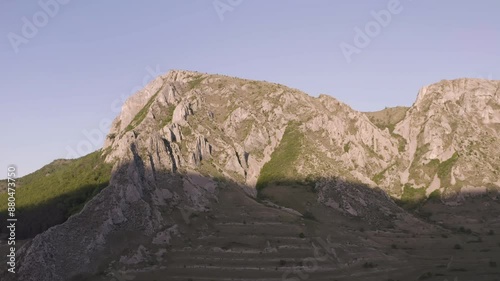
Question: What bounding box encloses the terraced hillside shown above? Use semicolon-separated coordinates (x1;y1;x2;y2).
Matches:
87;180;500;281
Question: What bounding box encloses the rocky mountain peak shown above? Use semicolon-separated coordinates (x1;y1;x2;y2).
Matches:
390;78;500;200
414;78;500;113
100;72;500;201
8;72;500;281
101;71;402;193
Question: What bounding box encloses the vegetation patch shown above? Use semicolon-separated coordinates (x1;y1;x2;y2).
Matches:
256;122;303;190
437;152;459;185
397;183;426;209
0;179;7;193
409;144;440;185
364;106;409;133
391;132;407;152
125;91;160;132
372;163;395;184
181;126;192;137
302;211;316;221
236;119;254;141
363;262;378;268
0;151;112;238
428;189;441;201
188;75;205;90
411;144;430;169
158;104;176;128
418;272;434;280
343;142;351;153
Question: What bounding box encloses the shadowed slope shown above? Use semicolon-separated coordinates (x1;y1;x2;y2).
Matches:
0;151;112;239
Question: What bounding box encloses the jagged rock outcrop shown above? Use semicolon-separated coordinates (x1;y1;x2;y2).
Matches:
386;78;500;200
101;70;403;190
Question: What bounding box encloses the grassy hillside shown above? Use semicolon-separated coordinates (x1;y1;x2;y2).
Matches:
255;123;318;213
0;151;112;238
0;159;76;193
0;180;6;194
364;106;409;133
256;122;303;190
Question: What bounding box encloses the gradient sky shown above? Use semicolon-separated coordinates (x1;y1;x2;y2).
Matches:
1;0;499;177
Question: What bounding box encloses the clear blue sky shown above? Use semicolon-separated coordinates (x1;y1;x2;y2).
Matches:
1;0;499;176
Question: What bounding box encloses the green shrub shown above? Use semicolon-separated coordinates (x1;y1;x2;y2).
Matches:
302;211;316;221
363;262;377;268
458;226;472;234
418;272;433;280
343;142;351;153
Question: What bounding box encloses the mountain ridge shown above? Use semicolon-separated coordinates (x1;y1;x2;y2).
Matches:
2;70;500;281
102;70;500;199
